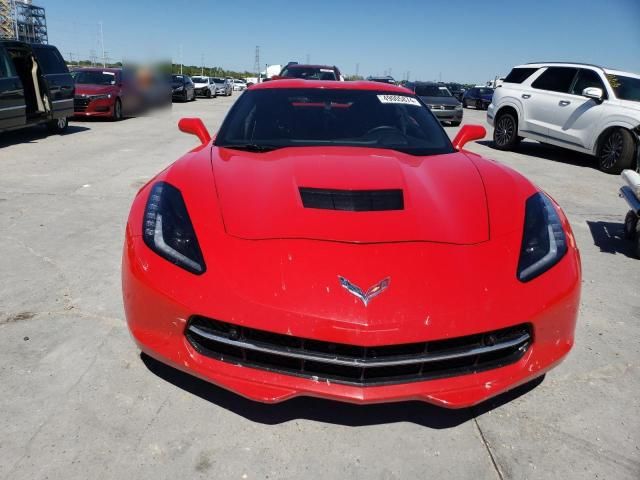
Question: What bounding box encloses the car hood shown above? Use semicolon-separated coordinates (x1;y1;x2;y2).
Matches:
210;146;489;244
193;82;209;87
418;96;459;106
74;84;116;96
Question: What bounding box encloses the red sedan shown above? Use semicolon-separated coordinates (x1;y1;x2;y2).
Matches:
72;68;129;120
122;80;581;408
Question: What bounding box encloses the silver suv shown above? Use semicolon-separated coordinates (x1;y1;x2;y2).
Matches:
488;62;640;173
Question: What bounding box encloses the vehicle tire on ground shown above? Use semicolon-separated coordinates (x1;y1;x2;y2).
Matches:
476;100;482;110
635;221;640;259
112;98;123;121
493;112;520;150
624;210;638;240
598;128;635;174
450;121;461;127
182;91;188;102
47;116;68;134
462;99;467;108
206;89;211;98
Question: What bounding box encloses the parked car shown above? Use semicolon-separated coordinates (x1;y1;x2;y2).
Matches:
212;77;232;96
123;80;581;408
71;67;135;120
367;75;396;85
407;81;463;126
462;87;494;110
620;169;640;258
274;64;343;81
171;74;196;102
0;40;73;134
489;62;640;173
232;78;247;91
191;76;216;98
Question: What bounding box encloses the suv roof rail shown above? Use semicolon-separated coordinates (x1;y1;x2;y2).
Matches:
525;61;605;70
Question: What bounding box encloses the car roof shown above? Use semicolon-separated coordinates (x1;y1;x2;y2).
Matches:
249;79;412;93
74;67;121;72
516;62;639;78
286;64;336;70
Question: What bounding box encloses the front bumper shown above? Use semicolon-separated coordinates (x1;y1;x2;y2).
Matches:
73;97;114;117
430;108;463;123
487;103;496;126
123;229;580;408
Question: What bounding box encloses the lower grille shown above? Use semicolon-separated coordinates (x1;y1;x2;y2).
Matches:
185;317;531;386
74;97;90;112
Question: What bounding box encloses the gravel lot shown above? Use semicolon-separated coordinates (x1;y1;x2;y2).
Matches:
1;95;638;480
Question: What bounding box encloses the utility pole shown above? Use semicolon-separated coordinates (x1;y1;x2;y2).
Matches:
99;21;105;67
253;45;260;81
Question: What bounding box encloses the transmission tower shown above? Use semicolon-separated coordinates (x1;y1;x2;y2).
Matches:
253;45;260;76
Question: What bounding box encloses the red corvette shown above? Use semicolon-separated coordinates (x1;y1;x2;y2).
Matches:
122;80;581;408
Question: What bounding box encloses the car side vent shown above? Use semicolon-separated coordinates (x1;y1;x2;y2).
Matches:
299;187;404;211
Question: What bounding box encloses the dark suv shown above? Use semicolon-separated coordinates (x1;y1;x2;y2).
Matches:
0;40;74;134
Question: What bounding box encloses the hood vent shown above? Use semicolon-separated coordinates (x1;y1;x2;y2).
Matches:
299;187;404;211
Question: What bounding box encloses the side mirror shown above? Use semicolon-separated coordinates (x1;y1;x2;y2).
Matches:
178;117;211;145
452;124;486;150
583;87;603;101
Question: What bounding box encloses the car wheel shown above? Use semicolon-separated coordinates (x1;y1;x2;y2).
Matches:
462;99;467;108
182;91;188;102
47;116;68;134
112;98;123;121
206;89;211;98
635;221;640;259
493;112;519;150
624;210;638;241
476;100;482;110
598;128;635;174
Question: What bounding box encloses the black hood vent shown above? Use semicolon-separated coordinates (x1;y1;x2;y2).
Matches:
299;187;404;211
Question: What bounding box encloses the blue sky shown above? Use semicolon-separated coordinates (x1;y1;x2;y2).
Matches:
40;0;640;83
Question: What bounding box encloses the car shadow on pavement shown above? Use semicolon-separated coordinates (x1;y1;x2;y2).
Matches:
141;353;544;428
476;140;599;170
586;220;636;258
0;125;90;148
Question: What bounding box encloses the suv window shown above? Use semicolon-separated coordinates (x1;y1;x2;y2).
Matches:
0;48;16;78
571;69;607;98
504;67;539;84
531;67;578;93
32;47;67;75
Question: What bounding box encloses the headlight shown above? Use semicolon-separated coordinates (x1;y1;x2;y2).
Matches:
174;86;184;92
143;182;206;274
455;104;463;110
517;192;567;282
90;94;112;100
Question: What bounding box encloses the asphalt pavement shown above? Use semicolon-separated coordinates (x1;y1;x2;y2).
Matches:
0;95;638;480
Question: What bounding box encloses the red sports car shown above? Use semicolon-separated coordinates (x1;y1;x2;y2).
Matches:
122;80;581;408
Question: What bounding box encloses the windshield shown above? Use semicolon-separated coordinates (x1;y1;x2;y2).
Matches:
214;88;454;156
74;71;117;85
171;75;184;83
192;76;207;83
212;78;225;84
415;85;452;97
280;67;337;81
608;74;640;102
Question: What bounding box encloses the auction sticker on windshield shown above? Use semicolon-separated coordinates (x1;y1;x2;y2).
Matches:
377;95;421;106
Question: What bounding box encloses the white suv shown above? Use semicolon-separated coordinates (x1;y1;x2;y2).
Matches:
488;63;640;173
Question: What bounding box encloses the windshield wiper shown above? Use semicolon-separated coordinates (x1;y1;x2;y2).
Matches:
219;143;283;153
